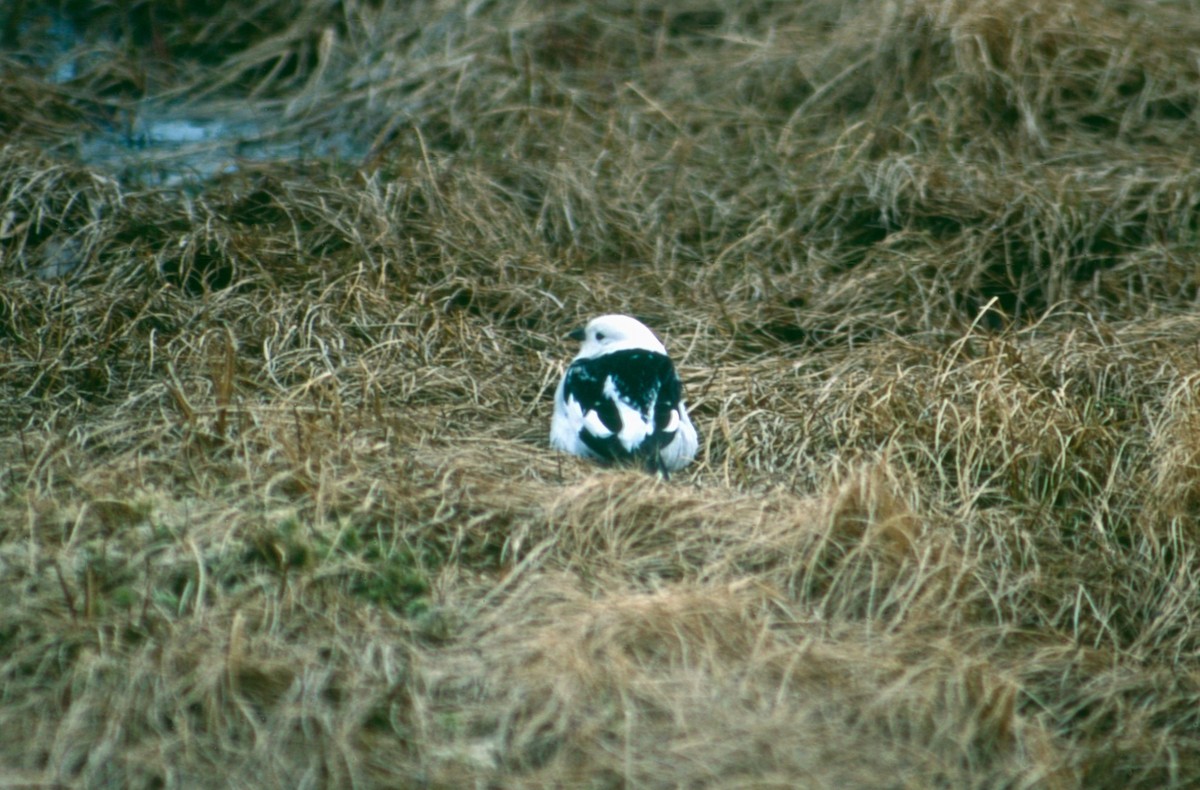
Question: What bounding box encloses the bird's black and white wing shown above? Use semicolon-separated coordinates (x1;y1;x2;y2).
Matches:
551;349;692;472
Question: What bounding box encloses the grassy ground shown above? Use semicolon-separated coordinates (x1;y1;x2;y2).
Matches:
4;0;1200;786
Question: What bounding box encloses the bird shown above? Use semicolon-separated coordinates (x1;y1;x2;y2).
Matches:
550;314;699;476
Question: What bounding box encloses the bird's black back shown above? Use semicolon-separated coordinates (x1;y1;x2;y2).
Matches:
562;349;682;471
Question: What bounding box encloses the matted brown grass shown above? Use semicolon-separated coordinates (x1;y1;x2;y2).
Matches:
4;0;1200;786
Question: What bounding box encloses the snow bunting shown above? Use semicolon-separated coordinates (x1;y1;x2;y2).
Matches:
551;314;699;475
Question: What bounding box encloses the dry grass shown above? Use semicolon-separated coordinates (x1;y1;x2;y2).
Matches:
5;0;1200;786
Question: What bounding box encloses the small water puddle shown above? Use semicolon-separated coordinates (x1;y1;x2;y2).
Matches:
11;9;368;188
76;106;366;188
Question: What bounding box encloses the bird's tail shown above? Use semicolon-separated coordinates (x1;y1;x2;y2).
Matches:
642;447;671;480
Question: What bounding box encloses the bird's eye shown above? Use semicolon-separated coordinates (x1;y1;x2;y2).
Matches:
595;332;606;341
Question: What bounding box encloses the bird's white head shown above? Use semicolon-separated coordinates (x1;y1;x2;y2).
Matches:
570;314;668;359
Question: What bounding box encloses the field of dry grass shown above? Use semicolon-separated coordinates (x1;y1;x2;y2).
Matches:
5;0;1200;786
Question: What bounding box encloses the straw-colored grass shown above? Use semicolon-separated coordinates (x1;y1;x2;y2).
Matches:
4;0;1200;786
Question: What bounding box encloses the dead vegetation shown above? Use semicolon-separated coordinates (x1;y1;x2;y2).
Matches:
4;0;1200;786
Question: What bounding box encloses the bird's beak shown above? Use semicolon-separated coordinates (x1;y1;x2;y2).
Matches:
567;327;585;342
